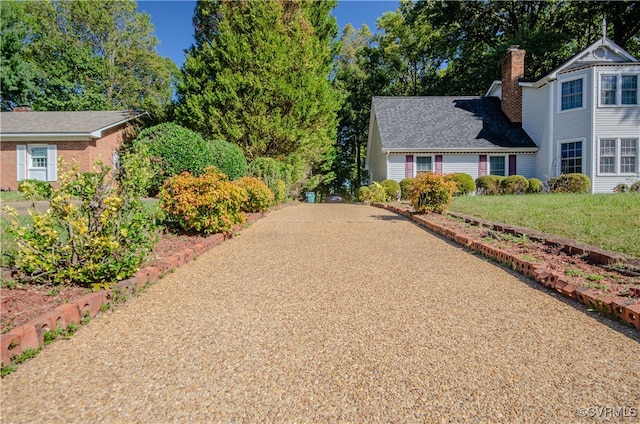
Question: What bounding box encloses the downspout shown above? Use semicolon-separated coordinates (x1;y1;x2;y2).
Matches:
590;66;597;193
548;80;555;179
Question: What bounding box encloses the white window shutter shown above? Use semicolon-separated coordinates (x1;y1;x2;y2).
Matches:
16;145;27;181
47;144;57;181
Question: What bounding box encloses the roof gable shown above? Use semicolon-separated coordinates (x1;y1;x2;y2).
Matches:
371;96;537;152
536;37;638;83
0;111;145;140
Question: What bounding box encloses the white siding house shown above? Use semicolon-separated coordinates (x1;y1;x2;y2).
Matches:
366;36;639;193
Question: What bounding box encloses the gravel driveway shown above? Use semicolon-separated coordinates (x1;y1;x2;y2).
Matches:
2;204;639;423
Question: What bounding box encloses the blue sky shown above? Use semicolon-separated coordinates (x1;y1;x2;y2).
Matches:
136;0;400;67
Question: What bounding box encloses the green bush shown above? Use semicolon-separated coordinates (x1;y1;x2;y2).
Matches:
399;178;413;200
159;167;247;235
131;122;217;194
549;173;591;193
380;179;401;201
501;175;529;195
357;186;370;202
235;177;273;213
17;179;52;200
448;173;475;196
367;182;388;203
527;178;543;193
476;175;502;195
406;172;457;214
630;181;640;192
209;139;248;180
249;157;290;203
3;158;157;286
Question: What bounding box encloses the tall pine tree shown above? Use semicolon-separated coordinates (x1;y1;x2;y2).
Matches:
175;0;340;190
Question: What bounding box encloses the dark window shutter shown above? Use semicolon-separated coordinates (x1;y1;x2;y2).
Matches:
435;155;443;174
479;155;487;176
405;155;414;178
509;155;517;175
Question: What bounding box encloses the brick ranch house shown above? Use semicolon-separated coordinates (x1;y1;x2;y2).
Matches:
0;110;145;191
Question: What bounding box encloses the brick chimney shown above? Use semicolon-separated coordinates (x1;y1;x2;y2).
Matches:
500;45;525;124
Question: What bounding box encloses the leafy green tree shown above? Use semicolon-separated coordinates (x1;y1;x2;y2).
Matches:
12;0;176;120
0;0;35;110
175;0;340;191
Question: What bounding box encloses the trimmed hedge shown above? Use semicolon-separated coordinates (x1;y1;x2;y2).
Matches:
380;179;401;201
549;173;591;193
476;175;504;195
501;175;529;195
448;173;475;196
527;178;543;193
209;139;248;181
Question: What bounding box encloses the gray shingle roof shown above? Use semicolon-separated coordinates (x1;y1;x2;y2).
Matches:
0;111;144;136
372;96;537;151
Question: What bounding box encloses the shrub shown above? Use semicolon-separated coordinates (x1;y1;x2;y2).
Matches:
527;178;543;193
367;182;388;203
235;177;273;213
399;178;413;200
380;179;401;201
17;179;52;200
501;175;529;195
406;172;458;214
249;157;290;203
614;183;629;193
131;122;217;194
448;173;475;196
476;175;501;195
549;173;591;193
357;186;370;202
209;139;248;180
3;158;157;286
630;181;640;192
159;167;247;235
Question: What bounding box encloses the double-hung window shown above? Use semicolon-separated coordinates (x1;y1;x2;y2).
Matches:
621;138;638;173
622;75;638;105
601;76;617;105
561;79;583;110
600;74;638;105
561;141;582;174
415;156;432;174
598;138;638;175
489;156;506;176
599;139;616;173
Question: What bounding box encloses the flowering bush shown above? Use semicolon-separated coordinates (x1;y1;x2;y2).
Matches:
235;177;273;213
406;172;458;214
159;167;247;235
3;157;157;286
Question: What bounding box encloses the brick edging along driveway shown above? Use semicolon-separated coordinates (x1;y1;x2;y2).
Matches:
373;203;640;331
0;208;273;366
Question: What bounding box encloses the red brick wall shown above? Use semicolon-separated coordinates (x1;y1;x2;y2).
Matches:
500;47;525;124
0;126;131;191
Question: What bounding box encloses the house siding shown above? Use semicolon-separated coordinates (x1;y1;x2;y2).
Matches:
442;154;480;179
522;85;549;179
516;154;536;178
367;116;387;183
592;65;640;192
387;154;405;182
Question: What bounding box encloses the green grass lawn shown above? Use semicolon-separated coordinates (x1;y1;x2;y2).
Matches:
0;192;25;202
449;193;640;258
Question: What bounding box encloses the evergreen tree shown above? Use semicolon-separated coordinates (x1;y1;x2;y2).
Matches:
175;0;341;190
